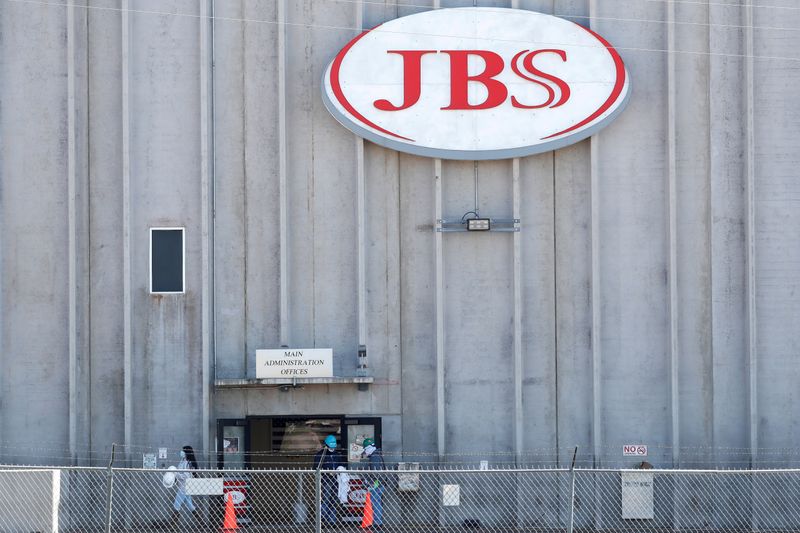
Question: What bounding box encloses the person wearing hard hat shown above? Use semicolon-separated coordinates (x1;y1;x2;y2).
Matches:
313;434;345;525
361;438;386;527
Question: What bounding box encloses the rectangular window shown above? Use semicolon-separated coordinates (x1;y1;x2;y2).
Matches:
150;227;185;293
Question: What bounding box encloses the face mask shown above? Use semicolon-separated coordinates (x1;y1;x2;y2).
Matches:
180;451;186;459
327;446;335;452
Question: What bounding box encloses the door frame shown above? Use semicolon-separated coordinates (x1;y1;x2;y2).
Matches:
216;415;383;469
216;418;248;469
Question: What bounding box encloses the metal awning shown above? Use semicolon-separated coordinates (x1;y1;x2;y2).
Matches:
215;377;374;389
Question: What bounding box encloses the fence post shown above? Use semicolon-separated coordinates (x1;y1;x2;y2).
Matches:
315;469;322;533
567;447;578;533
104;443;116;533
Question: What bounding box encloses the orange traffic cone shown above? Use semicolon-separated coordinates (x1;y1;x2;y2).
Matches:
360;491;374;529
222;492;238;531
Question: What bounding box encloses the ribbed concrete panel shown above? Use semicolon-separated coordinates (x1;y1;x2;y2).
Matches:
554;141;593;463
674;0;713;462
67;0;92;464
128;0;203;450
552;0;593;470
753;2;800;452
519;153;558;454
88;0;125;457
594;0;671;466
212;0;247;379
0;2;71;462
309;1;360;376
363;3;403;415
364;143;403;410
399;153;438;458
709;0;748;461
241;1;280;375
285;1;359;367
442;160;514;457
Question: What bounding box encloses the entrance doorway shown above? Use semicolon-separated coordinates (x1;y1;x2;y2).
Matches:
217;416;382;469
216;416;382;527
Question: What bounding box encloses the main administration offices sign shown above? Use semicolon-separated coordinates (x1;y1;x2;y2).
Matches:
256;349;334;378
322;8;630;160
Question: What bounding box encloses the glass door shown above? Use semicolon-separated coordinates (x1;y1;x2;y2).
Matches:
343;417;382;466
217;418;247;469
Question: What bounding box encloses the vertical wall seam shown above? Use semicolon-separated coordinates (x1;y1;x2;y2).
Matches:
85;3;92;459
199;0;213;460
241;6;248;372
667;0;680;469
509;0;523;468
434;159;444;460
355;1;367;370
0;2;3;441
433;0;445;463
356;1;366;350
744;0;757;467
278;0;289;347
588;0;602;471
512;157;523;464
67;0;77;465
357;135;366;348
551;151;559;463
121;0;132;454
705;0;716;461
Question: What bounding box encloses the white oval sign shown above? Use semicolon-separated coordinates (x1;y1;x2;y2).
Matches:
227;490;246;505
322;8;630;160
349;489;368;504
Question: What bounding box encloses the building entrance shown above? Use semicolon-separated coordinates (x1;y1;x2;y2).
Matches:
217;415;382;469
216;415;382;526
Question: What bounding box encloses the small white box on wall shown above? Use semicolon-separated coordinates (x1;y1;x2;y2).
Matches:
621;471;654;519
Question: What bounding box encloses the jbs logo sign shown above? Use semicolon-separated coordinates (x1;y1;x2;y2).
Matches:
322;8;630;160
371;49;570;111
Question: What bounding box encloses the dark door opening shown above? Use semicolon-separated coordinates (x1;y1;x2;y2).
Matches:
216;415;382;527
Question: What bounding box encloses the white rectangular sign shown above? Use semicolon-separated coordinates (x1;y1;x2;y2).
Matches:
142;453;157;469
443;485;460;506
256;348;333;379
621;472;654;519
623;445;648;457
185;478;224;496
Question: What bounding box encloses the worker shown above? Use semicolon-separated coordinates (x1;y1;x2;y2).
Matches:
361;438;386;527
313;434;345;524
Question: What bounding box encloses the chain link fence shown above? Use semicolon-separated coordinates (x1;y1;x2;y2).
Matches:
3;464;800;532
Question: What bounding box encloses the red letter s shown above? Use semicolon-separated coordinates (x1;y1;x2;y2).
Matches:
510;49;570;109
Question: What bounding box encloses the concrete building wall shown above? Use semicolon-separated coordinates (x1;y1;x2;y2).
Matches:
2;0;800;468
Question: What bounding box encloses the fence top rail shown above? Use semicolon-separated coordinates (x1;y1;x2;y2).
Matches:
109;466;572;474
0;464;107;472
576;467;800;474
6;463;800;475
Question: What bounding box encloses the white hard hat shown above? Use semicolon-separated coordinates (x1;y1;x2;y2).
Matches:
162;466;177;488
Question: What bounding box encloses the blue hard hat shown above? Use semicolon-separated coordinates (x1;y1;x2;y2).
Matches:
324;435;337;448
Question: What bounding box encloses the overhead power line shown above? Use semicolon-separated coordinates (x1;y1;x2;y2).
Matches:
4;0;800;64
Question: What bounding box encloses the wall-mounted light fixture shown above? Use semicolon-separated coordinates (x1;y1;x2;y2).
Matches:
466;217;491;231
461;211;490;232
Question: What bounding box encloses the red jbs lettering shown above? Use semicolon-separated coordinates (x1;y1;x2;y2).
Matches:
373;49;570;111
